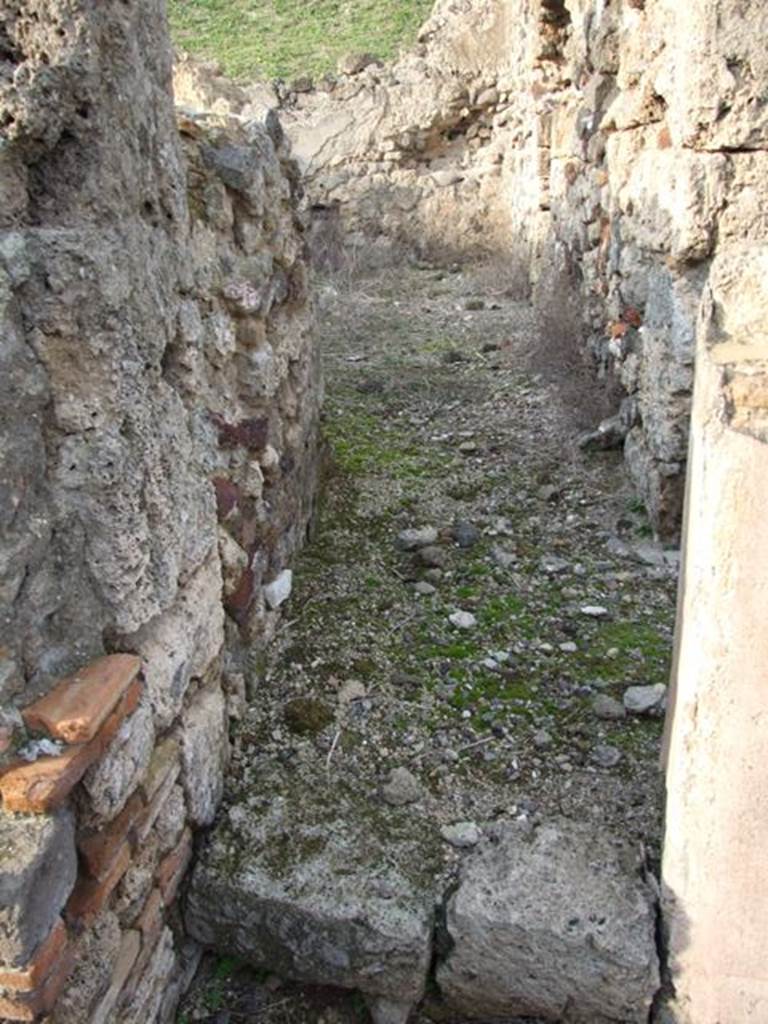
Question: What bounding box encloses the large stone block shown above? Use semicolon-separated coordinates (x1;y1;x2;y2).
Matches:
437;820;660;1023
185;781;435;1009
179;685;229;827
0;810;77;967
117;551;225;729
81;700;155;821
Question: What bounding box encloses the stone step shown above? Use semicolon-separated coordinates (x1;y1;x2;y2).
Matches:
438;820;661;1024
185;776;438;1024
185;775;660;1023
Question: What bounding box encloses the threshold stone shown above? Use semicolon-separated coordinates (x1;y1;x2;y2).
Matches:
437;819;660;1023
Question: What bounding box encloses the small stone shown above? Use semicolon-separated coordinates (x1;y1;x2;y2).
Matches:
449;611;477;630
580;605;609;618
458;441;478;454
559;642;578;653
452;521;480;548
541;556;569;575
623;684;667;715
591;744;622;768
538;484;561;503
381;767;423;806
264;569;293;609
533;730;553;749
491;546;516;568
18;738;63;762
592;695;626;721
414;581;437;596
441;822;482;848
578;415;627;452
476;86;500;106
337;52;380;75
418;546;448;569
432;170;464;187
424;568;443;583
259;445;280;471
464;299;485;311
397;526;439;551
338;681;366;704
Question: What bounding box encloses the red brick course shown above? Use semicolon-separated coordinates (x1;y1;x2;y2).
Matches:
0;679;142;813
156;827;193;905
78;793;144;880
0;652;203;1023
0;919;68;992
122;889;167;1004
0;943;74;1021
66;842;132;927
22;655;142;744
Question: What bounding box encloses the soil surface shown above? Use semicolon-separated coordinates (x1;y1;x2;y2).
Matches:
178;259;677;1023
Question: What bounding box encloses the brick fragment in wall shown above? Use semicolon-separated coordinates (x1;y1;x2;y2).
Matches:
0;944;75;1022
77;792;144;881
0;679;143;813
157;939;203;1024
212;476;242;520
115;551;225;730
111;835;162;927
218;527;249;597
156;827;194;905
21;655;142;745
135;888;164;941
121;891;165;1004
88;929;141;1024
65;842;132;927
116;926;176;1024
0;811;77;967
0;919;68;992
137;757;181;845
180;686;229;826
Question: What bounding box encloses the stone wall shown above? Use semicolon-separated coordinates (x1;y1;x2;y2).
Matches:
181;0;766;539
0;2;320;1021
501;0;768;539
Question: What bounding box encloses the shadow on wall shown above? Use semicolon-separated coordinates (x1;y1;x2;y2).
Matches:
531;245;624;431
653;881;690;1024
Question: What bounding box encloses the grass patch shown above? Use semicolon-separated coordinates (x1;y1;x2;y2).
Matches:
168;0;435;81
324;405;452;483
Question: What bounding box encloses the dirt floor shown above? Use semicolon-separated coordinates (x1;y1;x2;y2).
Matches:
178;258;677;1023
